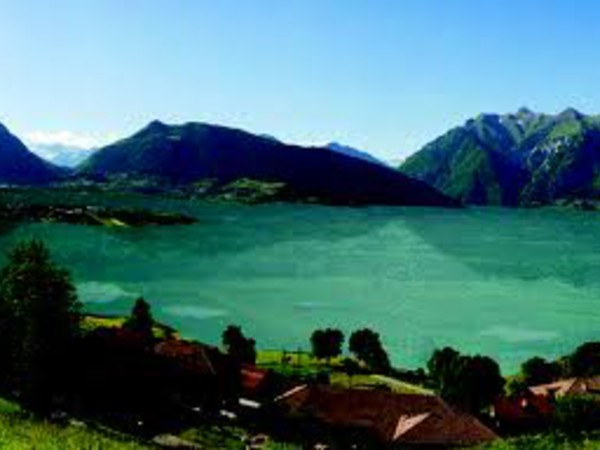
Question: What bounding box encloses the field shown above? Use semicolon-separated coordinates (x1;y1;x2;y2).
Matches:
329;373;432;394
256;350;432;394
82;314;177;340
0;399;152;450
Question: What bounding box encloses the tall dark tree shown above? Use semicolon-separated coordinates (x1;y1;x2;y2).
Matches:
0;240;82;414
520;356;560;386
427;347;462;399
569;342;600;377
123;297;154;339
427;347;504;413
222;325;256;365
310;328;344;362
349;328;391;373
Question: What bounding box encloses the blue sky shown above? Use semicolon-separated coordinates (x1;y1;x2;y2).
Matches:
1;0;599;159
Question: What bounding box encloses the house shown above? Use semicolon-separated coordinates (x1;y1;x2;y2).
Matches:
241;364;271;396
274;385;498;449
491;376;600;433
154;339;239;411
154;340;222;377
529;376;600;400
491;391;553;432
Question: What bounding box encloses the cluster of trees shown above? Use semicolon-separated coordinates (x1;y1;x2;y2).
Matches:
507;342;600;395
0;240;82;414
309;327;391;373
0;239;206;427
427;347;504;414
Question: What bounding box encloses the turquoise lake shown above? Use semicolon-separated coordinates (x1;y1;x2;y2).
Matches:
2;198;600;373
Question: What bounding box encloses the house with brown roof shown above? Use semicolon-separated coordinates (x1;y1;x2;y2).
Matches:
529;376;600;400
274;385;498;449
154;339;239;412
491;376;600;433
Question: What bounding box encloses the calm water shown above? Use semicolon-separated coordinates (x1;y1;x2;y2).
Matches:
2;197;600;373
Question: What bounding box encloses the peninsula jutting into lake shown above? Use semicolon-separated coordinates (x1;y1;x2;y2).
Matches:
0;203;197;227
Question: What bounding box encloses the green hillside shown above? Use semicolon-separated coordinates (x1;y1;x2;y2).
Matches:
0;399;152;450
401;108;600;206
78;121;457;207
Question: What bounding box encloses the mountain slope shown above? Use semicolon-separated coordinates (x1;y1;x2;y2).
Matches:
78;121;457;207
0;123;61;184
400;108;600;206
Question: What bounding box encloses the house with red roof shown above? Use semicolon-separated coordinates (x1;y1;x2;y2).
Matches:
491;391;553;433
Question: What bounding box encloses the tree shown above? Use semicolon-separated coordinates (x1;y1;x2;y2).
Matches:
427;347;504;413
554;395;600;436
349;328;391;373
124;297;154;338
222;325;256;365
520;356;560;386
427;347;461;398
0;240;82;414
310;328;344;362
569;342;600;377
505;377;529;397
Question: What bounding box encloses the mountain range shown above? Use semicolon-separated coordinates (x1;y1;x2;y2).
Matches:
5;108;600;208
77;121;455;206
400;108;600;206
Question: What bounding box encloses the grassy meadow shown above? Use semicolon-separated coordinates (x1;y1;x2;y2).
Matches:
0;399;152;450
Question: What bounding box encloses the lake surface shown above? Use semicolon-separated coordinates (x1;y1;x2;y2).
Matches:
2;196;600;373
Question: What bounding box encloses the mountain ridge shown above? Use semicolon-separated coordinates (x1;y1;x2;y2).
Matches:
400;108;600;206
78;120;457;207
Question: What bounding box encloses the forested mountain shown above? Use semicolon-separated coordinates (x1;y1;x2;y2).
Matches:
401;108;600;206
79;121;456;206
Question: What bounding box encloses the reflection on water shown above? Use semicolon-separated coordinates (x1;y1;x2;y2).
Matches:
0;197;599;372
400;207;600;287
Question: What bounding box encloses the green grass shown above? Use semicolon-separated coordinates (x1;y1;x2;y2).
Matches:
257;349;344;367
256;349;345;377
329;373;433;395
257;350;431;394
479;434;600;450
179;425;300;449
0;398;21;415
81;314;177;340
0;405;153;449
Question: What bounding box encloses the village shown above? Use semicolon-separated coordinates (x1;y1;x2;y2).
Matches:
1;239;600;450
77;301;600;449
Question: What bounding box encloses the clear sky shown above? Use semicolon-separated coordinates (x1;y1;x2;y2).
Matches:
1;0;599;160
